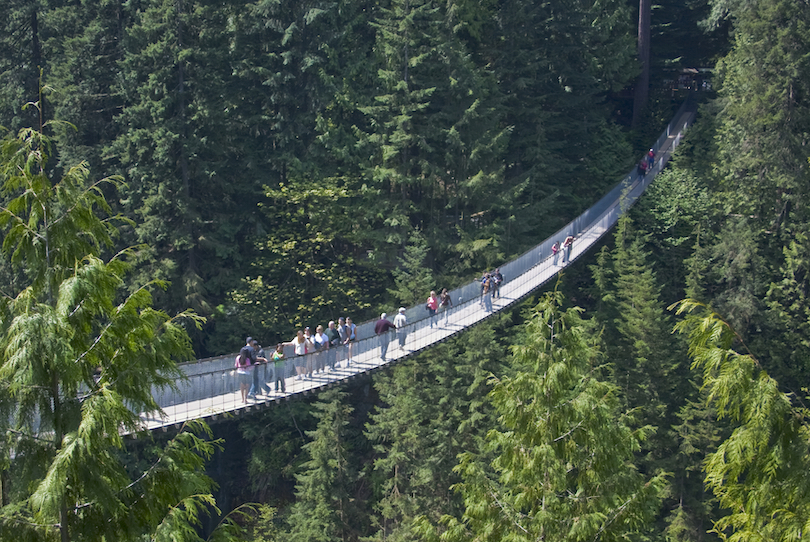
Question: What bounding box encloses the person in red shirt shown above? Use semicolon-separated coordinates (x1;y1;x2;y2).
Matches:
426;291;439;328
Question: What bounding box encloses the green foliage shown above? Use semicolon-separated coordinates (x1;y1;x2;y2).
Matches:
0;126;238;541
388;229;434;306
223;177;387;347
672;299;810;541
444;289;667;542
243;504;281;542
365;315;507;541
285;388;362;542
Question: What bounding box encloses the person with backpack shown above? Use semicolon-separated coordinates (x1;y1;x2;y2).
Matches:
337;317;349;367
482;274;493;313
248;339;269;399
344;317;358;365
325;320;341;371
552;241;561;265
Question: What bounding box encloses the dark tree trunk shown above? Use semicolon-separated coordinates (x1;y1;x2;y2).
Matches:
632;0;651;128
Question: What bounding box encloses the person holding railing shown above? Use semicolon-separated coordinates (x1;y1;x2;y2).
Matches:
314;325;329;374
285;330;310;380
562;235;574;263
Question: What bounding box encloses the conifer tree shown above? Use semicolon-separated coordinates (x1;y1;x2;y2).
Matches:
601;218;682;439
672;299;810;541
285;389;361;542
388;229;434;307
443;289;666;542
359;0;508;273
365;319;506;541
110;0;255;340
0;124;237;541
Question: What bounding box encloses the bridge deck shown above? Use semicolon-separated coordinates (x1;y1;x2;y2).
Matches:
139;98;697;433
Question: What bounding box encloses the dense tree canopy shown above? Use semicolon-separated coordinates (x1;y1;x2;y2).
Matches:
2;0;810;540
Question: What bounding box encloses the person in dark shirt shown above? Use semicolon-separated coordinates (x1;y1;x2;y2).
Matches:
325;320;341;371
374;313;397;361
247;338;268;399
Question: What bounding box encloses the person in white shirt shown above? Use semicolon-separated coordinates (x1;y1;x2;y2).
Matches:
393;307;408;350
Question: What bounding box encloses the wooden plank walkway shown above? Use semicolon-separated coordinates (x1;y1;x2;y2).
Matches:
138;100;697;433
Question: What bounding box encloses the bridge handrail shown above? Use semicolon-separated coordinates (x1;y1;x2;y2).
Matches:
151;95;697;411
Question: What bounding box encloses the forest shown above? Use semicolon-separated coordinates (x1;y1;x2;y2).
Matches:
1;0;809;540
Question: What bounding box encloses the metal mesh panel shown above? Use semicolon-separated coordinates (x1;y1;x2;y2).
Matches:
146;96;697;423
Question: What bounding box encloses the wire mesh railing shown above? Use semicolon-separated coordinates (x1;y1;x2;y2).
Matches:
140;94;697;431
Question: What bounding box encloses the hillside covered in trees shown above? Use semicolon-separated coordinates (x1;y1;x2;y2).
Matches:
1;0;809;540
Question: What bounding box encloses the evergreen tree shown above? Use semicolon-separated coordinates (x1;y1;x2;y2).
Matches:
285;389;362;542
596;217;682;442
365;317;507;541
672;299;810;541
444;289;666;542
359;0;508;275
491;0;637;242
110;0;257;350
388;229;434;307
0;0;46;130
223;176;388;347
0;125;238;541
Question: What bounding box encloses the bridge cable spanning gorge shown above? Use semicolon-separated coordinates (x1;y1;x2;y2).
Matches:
142;96;698;433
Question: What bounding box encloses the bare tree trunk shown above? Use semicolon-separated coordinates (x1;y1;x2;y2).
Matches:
632;0;651;128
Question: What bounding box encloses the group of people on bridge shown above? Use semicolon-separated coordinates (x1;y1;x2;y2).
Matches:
231;270;517;403
233;315;362;403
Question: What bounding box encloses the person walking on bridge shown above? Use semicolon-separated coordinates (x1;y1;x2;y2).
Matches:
375;313;397;361
440;288;453;325
394;307;408;350
426;291;439;328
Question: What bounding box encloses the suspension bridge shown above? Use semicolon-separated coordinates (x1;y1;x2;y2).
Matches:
141;96;698;433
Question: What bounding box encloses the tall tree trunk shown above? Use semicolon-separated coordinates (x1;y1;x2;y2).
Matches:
632;0;651;128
